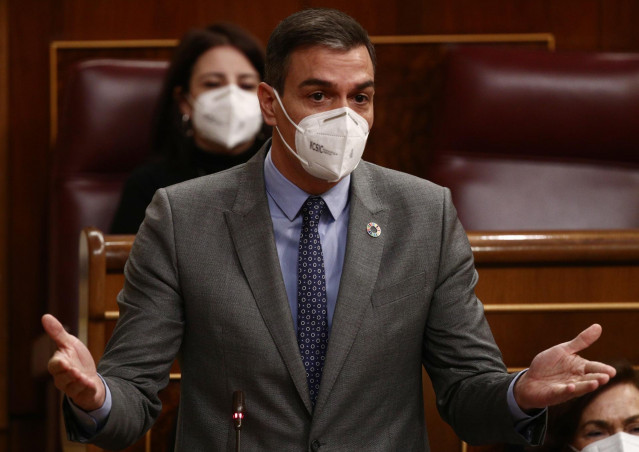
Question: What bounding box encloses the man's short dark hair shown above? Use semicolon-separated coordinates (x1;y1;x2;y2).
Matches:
265;8;376;94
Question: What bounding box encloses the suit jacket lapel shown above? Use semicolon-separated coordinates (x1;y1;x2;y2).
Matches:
314;163;388;415
225;147;313;414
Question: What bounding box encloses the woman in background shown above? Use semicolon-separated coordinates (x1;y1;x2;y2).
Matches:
111;22;268;233
525;360;639;452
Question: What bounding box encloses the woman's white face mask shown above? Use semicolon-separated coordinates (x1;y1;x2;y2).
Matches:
190;84;263;150
273;89;369;182
570;432;639;451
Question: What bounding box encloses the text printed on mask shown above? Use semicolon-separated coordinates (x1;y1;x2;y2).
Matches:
310;141;338;156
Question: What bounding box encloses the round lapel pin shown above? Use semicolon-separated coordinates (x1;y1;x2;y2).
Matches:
366;222;381;238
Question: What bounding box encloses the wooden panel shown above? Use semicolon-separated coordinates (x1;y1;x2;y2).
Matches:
51;0;299;43
0;0;8;435
478;265;638;303
7;0;54;417
367;34;552;179
312;0;600;49
601;0;639;50
490;311;639;366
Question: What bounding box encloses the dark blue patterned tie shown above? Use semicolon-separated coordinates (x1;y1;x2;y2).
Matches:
297;196;328;406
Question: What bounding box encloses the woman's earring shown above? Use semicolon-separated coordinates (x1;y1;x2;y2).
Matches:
182;114;194;137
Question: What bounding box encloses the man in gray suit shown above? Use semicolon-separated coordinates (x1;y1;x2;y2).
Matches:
43;8;616;451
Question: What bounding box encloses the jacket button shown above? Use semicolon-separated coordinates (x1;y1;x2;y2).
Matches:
311;439;321;451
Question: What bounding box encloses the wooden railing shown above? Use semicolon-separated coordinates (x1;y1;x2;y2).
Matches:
77;227;639;452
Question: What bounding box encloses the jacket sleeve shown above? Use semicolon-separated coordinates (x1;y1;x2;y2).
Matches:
86;188;184;450
422;187;545;446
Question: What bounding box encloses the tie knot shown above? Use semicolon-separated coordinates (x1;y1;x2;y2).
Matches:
302;196;326;226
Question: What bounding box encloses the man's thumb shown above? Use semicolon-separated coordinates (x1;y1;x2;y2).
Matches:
42;314;72;349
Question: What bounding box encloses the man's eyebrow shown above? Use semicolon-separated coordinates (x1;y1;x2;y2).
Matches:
297;79;375;90
355;80;375;91
298;78;334;89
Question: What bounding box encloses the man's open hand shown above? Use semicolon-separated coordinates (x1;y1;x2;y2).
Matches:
42;314;105;411
514;323;616;412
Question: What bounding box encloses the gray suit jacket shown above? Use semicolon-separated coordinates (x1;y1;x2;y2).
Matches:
70;145;535;451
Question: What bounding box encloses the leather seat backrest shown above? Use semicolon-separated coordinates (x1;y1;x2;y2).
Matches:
428;47;639;230
49;59;168;333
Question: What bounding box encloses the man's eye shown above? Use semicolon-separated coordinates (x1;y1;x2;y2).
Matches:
240;84;258;91
354;94;368;103
204;82;222;89
310;92;324;101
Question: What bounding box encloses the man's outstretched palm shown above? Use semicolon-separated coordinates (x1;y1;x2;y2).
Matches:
514;323;616;411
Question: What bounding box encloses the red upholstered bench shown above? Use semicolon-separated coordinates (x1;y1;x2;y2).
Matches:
428;46;639;230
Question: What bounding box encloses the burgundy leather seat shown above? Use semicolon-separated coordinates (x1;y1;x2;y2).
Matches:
48;59;168;334
428;47;639;230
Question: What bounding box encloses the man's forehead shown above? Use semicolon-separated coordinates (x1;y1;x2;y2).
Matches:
285;45;374;85
289;44;372;63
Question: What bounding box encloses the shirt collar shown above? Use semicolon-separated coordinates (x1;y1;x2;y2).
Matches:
264;148;350;221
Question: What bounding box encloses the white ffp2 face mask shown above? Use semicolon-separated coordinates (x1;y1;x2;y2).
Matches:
273;89;369;182
571;432;639;452
191;84;263;150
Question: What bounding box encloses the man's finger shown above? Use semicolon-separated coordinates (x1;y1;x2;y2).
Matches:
42;314;73;350
48;356;82;383
584;361;616;379
541;382;578;407
570;379;602;398
564;323;602;354
545;381;597;407
52;371;81;392
47;354;71;376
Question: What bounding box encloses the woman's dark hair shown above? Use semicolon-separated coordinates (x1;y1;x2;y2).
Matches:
530;361;639;452
152;23;266;164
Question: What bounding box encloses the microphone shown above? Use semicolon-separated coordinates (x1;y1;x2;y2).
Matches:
232;390;245;452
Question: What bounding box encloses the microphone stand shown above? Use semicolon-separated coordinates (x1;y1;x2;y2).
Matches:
232;390;245;452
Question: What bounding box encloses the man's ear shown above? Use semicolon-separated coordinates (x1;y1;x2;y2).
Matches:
258;82;278;127
174;86;192;117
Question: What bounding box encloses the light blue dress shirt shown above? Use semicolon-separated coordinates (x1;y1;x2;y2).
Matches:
263;150;350;333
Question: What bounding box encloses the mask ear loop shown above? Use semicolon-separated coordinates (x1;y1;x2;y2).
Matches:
568;445;580;452
273;89;305;133
272;89;311;167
